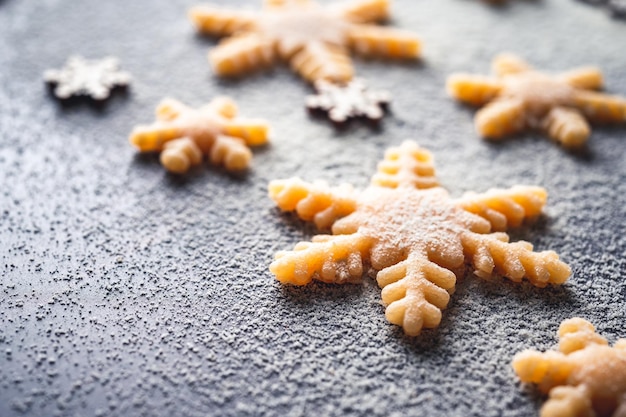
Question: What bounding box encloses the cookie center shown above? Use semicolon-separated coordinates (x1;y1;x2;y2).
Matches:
257;6;348;55
345;187;485;269
503;73;575;116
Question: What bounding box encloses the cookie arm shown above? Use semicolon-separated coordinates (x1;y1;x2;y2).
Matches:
160;138;203;174
558;67;604;90
446;74;502;106
541;386;594;417
461;232;571;287
455;186;547;232
572;90;626;123
557;318;608;354
543;107;590;148
203;96;238;119
475;98;526;139
129;121;186;152
130;98;195;151
348;25;420;59
155;98;192;121
512;350;573;389
269;178;358;230
210;33;276;78
270;233;372;285
377;254;456;336
263;0;312;7
491;53;532;77
221;117;270;146
209;135;253;171
336;0;390;23
188;6;256;36
371;140;438;189
290;42;354;83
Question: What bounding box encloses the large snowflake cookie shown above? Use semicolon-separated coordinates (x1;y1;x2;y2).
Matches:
129;97;269;174
269;141;571;336
189;0;420;83
513;317;626;417
447;53;626;148
44;56;131;100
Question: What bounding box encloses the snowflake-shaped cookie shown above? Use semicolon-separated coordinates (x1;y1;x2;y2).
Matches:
129;97;269;174
306;79;390;125
189;0;420;83
44;56;131;100
447;53;626;148
513;318;626;417
269;141;571;336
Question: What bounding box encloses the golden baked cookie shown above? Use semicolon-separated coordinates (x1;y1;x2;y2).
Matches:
130;97;269;174
513;318;626;417
447;53;626;148
189;0;420;83
269;141;571;336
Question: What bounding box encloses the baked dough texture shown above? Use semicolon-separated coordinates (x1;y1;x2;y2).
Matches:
129;97;269;174
513;317;626;417
269;140;571;336
447;53;626;148
189;0;420;83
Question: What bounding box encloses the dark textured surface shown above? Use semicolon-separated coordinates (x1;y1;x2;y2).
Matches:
1;1;625;416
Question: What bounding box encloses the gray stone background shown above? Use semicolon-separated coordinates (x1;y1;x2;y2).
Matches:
1;0;625;416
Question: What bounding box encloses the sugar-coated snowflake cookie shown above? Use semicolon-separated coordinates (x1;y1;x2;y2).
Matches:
513;317;626;417
306;78;391;125
129;97;269;174
189;0;420;83
44;56;131;100
269;141;571;336
447;53;626;148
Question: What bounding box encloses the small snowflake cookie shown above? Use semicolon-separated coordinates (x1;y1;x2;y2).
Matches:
513;317;626;417
306;78;391;125
189;0;420;83
44;56;131;100
269;141;571;336
447;53;626;148
129;97;269;174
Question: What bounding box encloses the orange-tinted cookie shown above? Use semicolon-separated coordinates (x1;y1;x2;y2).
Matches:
189;0;420;83
130;97;269;174
269;141;570;336
447;53;626;148
513;318;626;417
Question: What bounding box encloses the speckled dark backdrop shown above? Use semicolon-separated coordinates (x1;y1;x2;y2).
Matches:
1;0;625;416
